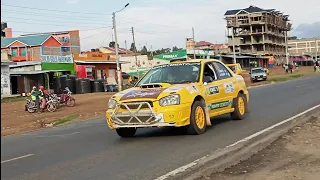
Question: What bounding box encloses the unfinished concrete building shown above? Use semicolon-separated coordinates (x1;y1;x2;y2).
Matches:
224;6;292;59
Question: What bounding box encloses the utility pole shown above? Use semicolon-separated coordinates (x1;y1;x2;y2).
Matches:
113;12;122;91
150;45;154;68
192;27;196;59
231;27;236;64
285;30;289;64
125;40;128;54
112;3;130;92
131;27;139;78
315;38;318;62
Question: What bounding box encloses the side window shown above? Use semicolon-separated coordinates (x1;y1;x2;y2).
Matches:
203;63;217;83
212;62;232;79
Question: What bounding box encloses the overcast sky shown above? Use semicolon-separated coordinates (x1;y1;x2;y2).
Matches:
1;0;320;51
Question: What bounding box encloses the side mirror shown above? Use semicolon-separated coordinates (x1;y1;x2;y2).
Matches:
249;72;251;74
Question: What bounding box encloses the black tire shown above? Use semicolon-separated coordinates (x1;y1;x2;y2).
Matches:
47;102;57;112
116;128;137;138
66;98;75;107
231;93;247;120
27;107;36;113
186;100;207;135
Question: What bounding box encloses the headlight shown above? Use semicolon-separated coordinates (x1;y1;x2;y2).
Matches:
108;99;117;109
159;95;180;106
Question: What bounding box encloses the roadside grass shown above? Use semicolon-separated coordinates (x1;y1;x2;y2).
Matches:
1;96;28;103
268;74;304;82
53;115;79;126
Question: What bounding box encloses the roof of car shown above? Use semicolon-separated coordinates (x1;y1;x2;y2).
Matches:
251;67;264;70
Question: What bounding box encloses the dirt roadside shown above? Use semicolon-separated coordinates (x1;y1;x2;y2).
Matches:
1;66;316;136
1;92;115;136
198;118;320;180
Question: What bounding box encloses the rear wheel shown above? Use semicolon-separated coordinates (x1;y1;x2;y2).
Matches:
231;94;247;120
186;100;207;135
116;128;136;138
66;98;75;107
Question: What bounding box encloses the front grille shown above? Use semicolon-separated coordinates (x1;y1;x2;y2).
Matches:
140;84;162;88
120;101;153;109
115;116;156;124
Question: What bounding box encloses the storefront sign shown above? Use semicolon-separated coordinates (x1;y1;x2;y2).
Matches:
40;55;73;63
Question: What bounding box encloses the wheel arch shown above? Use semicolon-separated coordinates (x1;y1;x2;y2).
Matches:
191;95;211;126
233;90;249;113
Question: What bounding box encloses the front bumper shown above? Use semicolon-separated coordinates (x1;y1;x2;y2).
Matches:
106;101;190;129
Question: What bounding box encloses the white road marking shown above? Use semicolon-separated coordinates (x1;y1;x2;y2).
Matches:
1;154;34;164
155;104;320;180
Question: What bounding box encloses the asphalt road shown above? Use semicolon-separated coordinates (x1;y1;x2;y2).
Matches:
2;75;320;180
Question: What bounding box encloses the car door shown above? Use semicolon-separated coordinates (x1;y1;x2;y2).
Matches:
202;62;224;117
211;62;238;112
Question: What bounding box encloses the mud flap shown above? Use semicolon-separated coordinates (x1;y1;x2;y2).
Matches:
205;106;212;126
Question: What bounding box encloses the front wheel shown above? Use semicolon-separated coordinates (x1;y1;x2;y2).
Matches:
47;102;57;112
231;94;247;120
186;100;207;135
116;128;136;138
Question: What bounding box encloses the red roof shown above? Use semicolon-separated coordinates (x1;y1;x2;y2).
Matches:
102;47;133;54
195;41;228;50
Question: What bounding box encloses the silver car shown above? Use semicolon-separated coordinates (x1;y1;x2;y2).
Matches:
249;67;267;82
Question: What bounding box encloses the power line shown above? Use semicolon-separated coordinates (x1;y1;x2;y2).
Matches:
1;9;108;22
2;16;112;26
1;3;112;16
81;29;111;40
3;20;112;28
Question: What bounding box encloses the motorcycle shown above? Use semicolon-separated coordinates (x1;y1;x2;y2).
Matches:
50;87;75;107
25;99;57;113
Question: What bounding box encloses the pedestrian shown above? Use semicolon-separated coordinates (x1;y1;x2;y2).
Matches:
289;63;293;74
30;86;40;112
284;64;288;73
316;61;320;73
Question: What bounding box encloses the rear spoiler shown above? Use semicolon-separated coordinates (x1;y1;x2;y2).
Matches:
169;57;189;63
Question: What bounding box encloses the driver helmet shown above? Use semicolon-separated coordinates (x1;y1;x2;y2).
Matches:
32;86;36;90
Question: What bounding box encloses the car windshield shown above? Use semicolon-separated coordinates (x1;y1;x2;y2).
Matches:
252;69;265;74
136;62;201;86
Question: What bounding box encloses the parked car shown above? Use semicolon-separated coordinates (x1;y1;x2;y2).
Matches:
250;67;267;82
106;59;250;137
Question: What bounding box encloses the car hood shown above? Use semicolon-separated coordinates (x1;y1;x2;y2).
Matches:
111;83;198;102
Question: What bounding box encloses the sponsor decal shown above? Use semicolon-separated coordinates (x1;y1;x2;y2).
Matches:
208;100;232;110
224;82;235;93
153;63;200;70
208;86;219;95
120;88;165;100
163;86;185;93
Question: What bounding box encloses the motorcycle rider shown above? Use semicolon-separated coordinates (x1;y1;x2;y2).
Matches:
30;86;40;111
39;86;48;111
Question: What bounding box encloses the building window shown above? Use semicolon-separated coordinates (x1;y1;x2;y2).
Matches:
21;48;27;56
11;49;17;57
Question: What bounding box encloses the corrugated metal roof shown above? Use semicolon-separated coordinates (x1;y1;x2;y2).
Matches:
1;34;52;48
225;6;268;16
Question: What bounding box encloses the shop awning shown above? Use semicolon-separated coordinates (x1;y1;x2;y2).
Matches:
74;60;130;64
10;70;68;75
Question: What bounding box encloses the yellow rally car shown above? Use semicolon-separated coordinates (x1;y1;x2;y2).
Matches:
106;59;249;137
226;63;244;75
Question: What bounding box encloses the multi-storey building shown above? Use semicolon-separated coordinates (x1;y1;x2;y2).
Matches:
224;6;292;57
288;37;319;57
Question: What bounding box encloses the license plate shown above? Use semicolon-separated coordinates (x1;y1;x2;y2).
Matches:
258;78;263;80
